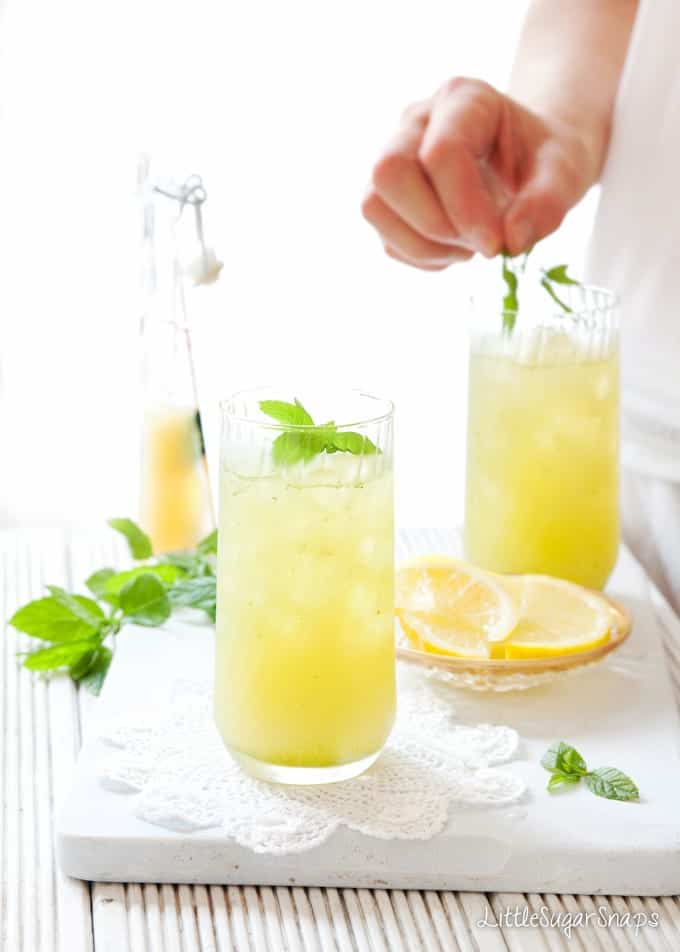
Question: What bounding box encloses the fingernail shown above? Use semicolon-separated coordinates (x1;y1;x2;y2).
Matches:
509;218;534;255
470;229;498;258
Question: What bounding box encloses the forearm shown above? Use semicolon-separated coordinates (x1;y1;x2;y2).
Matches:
510;0;638;182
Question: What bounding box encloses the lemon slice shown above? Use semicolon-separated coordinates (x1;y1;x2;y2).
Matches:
498;575;611;659
396;555;518;658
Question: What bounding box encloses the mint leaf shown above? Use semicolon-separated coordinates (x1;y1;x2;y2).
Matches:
500;252;581;331
197;529;218;556
541;743;639;803
108;518;153;560
169;577;216;621
544;264;578;285
540;276;572;313
23;639;101;672
547;771;581;792
10;596;103;642
85;568;116;599
74;645;112;696
159;551;215;577
328;431;379;455
501;253;519;332
541;741;588;777
104;564;185;597
68;646;101;680
10;511;219;696
46;586;105;630
119;573;171;626
585;767;640;802
272;429;327;466
261;398;382;465
159;552;202;573
259;398;314;427
263;399;330;465
540;263;580;312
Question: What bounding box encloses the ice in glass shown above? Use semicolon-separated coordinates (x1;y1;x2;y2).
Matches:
215;389;395;784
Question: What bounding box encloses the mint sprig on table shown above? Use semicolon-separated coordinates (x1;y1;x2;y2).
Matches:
541;741;640;802
9;519;218;696
500;251;580;332
259;398;379;466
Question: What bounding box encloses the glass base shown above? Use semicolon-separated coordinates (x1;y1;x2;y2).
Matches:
228;748;382;785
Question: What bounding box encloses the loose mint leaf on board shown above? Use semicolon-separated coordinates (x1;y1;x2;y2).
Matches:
159;552;201;573
74;645;113;696
108;518;153;560
585;767;640;802
10;596;102;642
119;574;171;627
541;741;588;777
46;586;105;629
23;639;101;672
169;577;217;622
259;398;314;427
197;529;218;556
68;646;100;681
159;552;215;578
104;564;185;597
85;568;116;599
547;771;581;792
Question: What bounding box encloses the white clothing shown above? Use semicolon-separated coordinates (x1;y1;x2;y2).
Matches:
622;469;680;614
587;0;680;483
587;0;680;609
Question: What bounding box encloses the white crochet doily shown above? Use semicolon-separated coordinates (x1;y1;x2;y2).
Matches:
95;668;525;855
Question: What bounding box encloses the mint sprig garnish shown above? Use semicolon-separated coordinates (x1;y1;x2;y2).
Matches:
259;398;314;427
501;253;520;332
541;741;639;802
9;518;218;695
259;398;379;466
500;252;581;331
540;263;578;313
543;264;578;286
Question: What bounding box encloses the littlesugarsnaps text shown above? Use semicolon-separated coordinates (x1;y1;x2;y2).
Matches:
478;903;660;940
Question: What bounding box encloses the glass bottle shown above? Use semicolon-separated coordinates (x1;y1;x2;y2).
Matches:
138;170;215;553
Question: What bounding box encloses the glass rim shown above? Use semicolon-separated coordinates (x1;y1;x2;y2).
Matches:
220;386;395;431
470;282;620;325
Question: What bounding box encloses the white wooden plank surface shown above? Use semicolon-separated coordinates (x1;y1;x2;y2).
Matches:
2;528;680;951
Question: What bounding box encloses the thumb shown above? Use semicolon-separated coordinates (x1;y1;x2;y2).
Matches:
503;140;589;256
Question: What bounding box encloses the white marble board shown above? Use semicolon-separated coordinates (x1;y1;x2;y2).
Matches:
56;530;680;894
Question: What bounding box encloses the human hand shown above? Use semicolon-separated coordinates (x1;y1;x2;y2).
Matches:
362;77;598;270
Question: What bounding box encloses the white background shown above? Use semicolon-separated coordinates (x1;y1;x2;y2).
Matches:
0;0;597;529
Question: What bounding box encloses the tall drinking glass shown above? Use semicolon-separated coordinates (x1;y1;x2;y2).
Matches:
215;388;395;784
464;285;620;590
